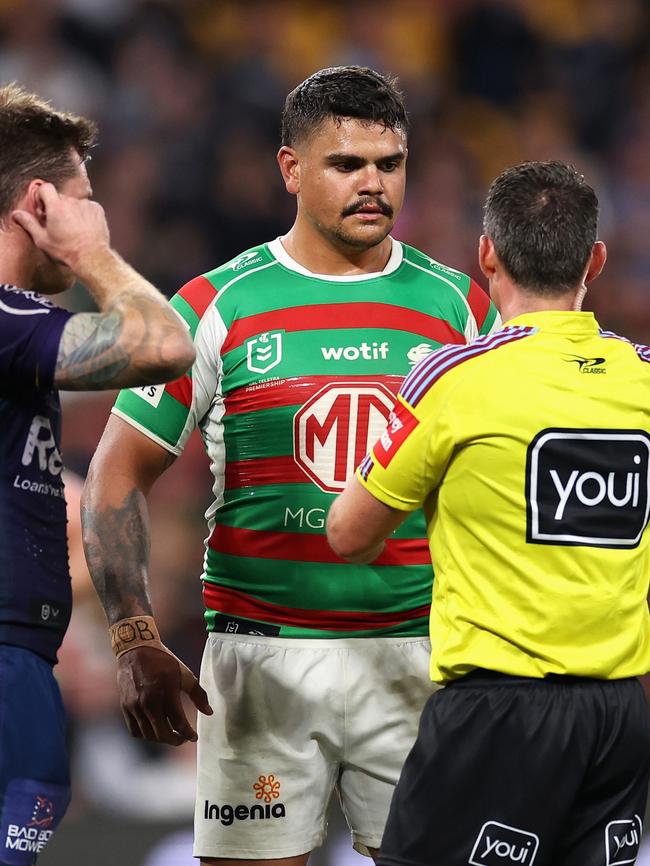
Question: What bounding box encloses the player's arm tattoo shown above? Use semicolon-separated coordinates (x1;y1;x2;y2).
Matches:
81;486;155;624
54;309;130;390
54;297;190;391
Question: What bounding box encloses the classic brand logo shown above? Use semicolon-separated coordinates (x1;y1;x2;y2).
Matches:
563;354;606;374
469;821;539;866
203;774;286;826
605;816;642;866
526;429;650;548
246;332;283;374
294;382;394;492
231;251;263;271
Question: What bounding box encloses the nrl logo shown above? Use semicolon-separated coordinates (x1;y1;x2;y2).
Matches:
246;331;283;374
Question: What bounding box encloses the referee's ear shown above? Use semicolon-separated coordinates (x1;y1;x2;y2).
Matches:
478;234;497;281
584;241;607;285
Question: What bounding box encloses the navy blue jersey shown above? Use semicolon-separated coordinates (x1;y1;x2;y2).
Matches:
0;285;73;663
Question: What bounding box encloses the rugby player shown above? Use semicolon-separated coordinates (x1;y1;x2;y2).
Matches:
81;66;500;865
0;84;194;866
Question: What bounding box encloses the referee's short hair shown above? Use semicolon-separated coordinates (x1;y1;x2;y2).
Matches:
483;161;599;296
281;66;408;147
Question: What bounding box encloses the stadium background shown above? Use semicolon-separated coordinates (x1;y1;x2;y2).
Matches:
2;0;648;862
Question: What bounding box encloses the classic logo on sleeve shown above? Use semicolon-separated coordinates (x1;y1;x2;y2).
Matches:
373;401;420;468
526;429;650;548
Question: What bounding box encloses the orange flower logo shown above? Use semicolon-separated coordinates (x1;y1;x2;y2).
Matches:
253;774;281;804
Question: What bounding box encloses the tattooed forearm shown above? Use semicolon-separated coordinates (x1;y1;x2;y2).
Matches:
54;292;194;391
81;486;153;624
55;309;130;390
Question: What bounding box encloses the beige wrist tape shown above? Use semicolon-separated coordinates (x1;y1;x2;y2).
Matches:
109;616;197;691
110;615;163;656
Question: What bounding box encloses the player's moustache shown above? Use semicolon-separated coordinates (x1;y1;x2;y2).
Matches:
341;197;393;218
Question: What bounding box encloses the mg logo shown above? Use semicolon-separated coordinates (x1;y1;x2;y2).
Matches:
246;332;283;374
293;382;395;492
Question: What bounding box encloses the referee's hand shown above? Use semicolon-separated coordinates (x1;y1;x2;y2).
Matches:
116;646;213;746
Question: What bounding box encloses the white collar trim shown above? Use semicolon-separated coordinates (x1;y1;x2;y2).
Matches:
268;236;403;282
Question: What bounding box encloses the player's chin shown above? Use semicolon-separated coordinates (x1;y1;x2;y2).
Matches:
340;220;392;248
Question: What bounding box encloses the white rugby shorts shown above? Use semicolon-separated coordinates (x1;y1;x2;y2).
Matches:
194;632;435;860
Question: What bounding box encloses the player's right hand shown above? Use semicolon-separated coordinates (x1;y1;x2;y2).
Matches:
11;182;110;270
116;645;213;747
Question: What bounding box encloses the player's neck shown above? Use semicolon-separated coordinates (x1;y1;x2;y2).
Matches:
0;233;36;290
280;223;393;276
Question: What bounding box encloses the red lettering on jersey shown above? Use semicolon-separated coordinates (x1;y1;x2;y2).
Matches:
373;403;419;468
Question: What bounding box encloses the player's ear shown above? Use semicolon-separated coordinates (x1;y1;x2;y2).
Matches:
277;146;300;195
23;180;48;223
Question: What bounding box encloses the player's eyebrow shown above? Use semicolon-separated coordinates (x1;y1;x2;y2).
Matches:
325;152;405;167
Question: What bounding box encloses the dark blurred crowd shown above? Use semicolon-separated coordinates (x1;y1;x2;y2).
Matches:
5;0;648;861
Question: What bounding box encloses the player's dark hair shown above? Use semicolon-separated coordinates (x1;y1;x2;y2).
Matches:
281;66;408;146
483;161;599;296
0;83;97;218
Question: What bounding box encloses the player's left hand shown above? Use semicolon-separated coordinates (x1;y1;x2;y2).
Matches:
116;645;213;746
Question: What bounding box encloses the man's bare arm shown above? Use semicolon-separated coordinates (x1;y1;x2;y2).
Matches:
327;476;408;563
13;183;195;390
81;415;173;622
81;415;212;744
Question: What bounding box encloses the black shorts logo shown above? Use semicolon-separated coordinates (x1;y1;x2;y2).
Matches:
605;816;642;866
469;821;539;865
526;429;650;548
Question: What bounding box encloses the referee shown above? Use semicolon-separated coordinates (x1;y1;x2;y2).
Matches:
327;161;650;866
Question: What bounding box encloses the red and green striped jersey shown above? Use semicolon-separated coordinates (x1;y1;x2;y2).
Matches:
113;238;500;638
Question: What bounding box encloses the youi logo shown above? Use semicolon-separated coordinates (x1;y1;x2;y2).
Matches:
469;821;539;866
526;429;650;548
606;815;643;866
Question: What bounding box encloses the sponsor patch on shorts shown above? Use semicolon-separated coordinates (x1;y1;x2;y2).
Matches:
0;778;70;865
605;815;642;866
469;821;539;866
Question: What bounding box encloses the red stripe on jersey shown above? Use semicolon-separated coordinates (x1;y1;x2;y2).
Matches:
224;374;404;414
202;582;430;631
225;456;308;488
165;374;193;408
221;303;465;354
208;523;431;565
178;275;218;318
467;279;491;330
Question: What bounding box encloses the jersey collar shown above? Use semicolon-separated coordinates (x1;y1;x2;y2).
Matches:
267;237;404;282
504;310;599;334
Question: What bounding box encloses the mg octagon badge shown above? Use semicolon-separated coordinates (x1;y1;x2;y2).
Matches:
294;382;395;492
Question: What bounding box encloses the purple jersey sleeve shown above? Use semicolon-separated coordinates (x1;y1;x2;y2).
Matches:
0;286;73;389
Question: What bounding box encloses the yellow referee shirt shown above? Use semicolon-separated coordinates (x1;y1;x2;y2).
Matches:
357;311;650;682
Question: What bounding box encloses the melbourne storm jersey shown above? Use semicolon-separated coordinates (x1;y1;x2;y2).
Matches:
0;285;72;663
114;239;499;638
358;311;650;680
